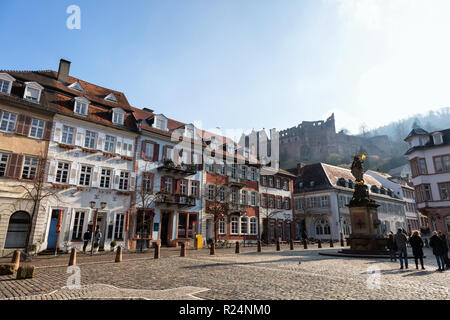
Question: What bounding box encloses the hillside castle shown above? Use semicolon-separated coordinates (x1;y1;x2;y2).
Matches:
279;114;392;168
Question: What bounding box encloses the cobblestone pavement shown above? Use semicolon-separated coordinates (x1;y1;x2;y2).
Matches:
0;245;449;300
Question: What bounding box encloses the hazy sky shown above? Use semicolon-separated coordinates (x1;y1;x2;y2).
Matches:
1;0;449;136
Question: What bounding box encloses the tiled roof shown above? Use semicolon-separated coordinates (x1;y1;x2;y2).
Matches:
405;127;450;155
260;166;296;178
404;128;429;140
321;163;381;188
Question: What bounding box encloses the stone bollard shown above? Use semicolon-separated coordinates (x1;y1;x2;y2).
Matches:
257;240;262;252
154;243;160;259
11;250;20;271
290;239;294;250
276;240;281;251
303;239;308;249
330;238;334;247
68;248;77;266
210;242;216;255
235;241;240;254
318;239;322;248
115;246;122;263
180;242;186;257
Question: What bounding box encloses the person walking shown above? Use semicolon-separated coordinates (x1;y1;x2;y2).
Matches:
438;231;449;269
409;230;425;270
386;232;397;262
394;228;409;269
82;230;91;253
429;231;446;272
95;226;102;250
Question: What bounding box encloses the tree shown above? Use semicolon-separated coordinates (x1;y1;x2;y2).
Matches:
13;153;61;256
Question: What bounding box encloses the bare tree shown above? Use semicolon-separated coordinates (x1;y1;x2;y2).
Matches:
13;153;61;255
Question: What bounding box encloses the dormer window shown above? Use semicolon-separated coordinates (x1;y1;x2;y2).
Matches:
24;82;44;103
112;108;125;125
68;81;85;93
153;114;168;131
0;73;15;95
432;132;443;145
105;93;118;102
74;97;90;116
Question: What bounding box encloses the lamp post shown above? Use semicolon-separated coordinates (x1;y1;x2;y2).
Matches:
89;201;107;256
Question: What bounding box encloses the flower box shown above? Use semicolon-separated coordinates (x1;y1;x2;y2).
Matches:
52;183;71;190
59;143;76;150
102;152;116;158
120;155;133;161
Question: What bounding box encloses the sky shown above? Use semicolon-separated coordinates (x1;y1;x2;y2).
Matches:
1;0;450;136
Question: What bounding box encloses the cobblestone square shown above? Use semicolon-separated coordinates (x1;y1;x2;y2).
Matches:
0;245;449;300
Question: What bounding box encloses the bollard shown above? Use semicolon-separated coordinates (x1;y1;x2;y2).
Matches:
68;248;77;266
276;240;281;251
303;239;308;249
235;241;240;254
210;242;216;255
257;240;262;252
180;242;186;257
318;239;322;248
154;243;160;259
11;250;20;271
330;238;334;247
115;246;122;263
290;239;294;250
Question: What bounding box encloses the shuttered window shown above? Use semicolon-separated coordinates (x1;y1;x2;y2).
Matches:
0;111;16;132
21;156;38;180
0;153;8;177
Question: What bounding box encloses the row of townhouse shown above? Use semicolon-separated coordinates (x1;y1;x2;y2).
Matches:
292;163;409;241
0;59;296;256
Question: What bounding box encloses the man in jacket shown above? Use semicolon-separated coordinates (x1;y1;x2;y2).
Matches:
83;230;91;253
394;228;409;269
438;231;449;269
430;231;446;272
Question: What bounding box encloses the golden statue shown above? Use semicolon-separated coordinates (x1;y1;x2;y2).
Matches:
351;153;366;184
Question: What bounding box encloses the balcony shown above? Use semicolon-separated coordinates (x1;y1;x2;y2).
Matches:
155;192;196;207
157;159;197;177
228;202;247;214
227;176;246;188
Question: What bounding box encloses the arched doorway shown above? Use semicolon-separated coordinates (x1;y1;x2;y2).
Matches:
5;211;30;249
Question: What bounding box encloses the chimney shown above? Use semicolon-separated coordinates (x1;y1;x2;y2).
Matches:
57;59;71;84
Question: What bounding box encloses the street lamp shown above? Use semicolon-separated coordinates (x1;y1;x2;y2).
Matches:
89;201;107;255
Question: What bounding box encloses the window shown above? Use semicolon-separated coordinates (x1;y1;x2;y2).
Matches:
84;131;96;149
269;177;274;187
164;177;173;193
219;217;227;235
180;180;187;195
315;219;331;235
142;173;153;193
105;93;118;102
240;217;248;234
231;164;237;179
231;216;239;234
112;112;124;125
219;164;226;176
28;118;45;139
320;196;329;208
114;214;125;240
262;176;267;186
250;217;257;235
251;192;256;206
207;185;214;201
416;184;432;203
72;211;85;240
241;190;247;205
219;187;225;202
61;125;75;144
79;165;92;186
24;87;40;102
178;213;187;238
74;100;88;115
190;181;199;197
434;155;450;173
0;80;10;94
251;167;256;180
143;142;154;160
55;162;69;183
269;196;274;208
104;135;115;153
22;156;38;180
262;194;268;207
0;153;9;177
100;168;112;188
276;197;282;209
438;182;450;200
276;178;281;188
240;166;247;179
0;111;17;132
119;172;129;190
231;189;238;204
285;198;290;210
283;180;289;191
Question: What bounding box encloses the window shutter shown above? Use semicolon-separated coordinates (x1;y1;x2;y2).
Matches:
23;116;32;136
43;121;53;141
160;176;166;193
162;145;167;160
96;132;105;151
53;122;63;143
141;141;147;160
6;153;20;178
153;143;160;162
175;179;181;194
115;136;123;155
75;128;84;147
91;166;100;188
127;143;133;157
47;160;57;183
113;170;120;190
15;114;25;135
130;172;136;191
68;162;79;185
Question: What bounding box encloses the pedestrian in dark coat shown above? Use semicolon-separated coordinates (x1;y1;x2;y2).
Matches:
409;231;425;270
429;231;446;271
394;228;409;269
82;230;91;253
438;231;449;269
386;232;397;262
